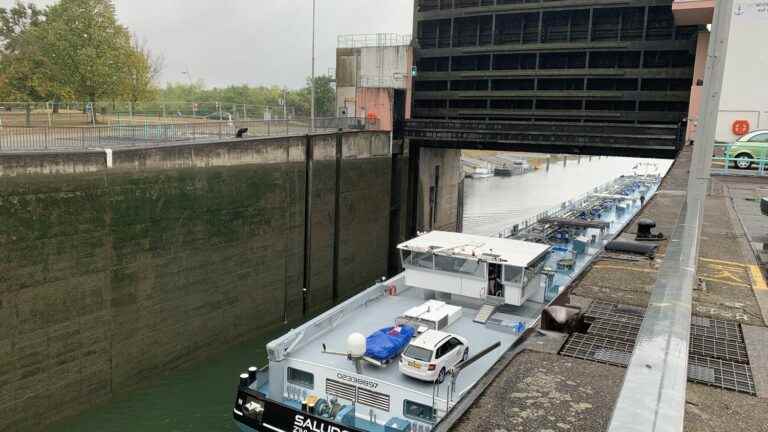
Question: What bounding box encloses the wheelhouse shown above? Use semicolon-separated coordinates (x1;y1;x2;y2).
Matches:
398;231;551;306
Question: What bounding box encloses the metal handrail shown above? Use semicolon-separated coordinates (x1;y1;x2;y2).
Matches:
711;142;768;176
0;117;376;153
337;33;412;48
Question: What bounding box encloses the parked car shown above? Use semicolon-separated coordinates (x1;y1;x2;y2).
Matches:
727;130;768;169
399;330;469;383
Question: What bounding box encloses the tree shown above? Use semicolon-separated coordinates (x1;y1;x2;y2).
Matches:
310;75;336;117
0;1;43;54
287;75;336;117
28;0;135;102
121;34;164;104
0;1;45;100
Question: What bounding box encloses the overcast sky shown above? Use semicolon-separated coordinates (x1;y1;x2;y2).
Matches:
2;0;414;89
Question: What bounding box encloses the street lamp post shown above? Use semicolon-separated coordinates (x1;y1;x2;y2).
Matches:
310;0;316;133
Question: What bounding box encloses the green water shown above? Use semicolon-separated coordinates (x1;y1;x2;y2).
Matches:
47;332;278;432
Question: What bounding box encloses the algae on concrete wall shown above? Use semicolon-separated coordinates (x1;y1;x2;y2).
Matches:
0;133;396;431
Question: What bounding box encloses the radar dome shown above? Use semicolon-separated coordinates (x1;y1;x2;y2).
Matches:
347;333;366;357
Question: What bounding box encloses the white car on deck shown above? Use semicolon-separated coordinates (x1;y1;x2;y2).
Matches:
399;330;469;383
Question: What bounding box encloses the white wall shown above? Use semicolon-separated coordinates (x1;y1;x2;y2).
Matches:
359;46;409;89
404;268;487;299
716;1;768;142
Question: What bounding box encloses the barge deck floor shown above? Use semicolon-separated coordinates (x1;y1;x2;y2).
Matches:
289;289;536;397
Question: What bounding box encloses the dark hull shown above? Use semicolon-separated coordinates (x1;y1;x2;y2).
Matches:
234;389;366;432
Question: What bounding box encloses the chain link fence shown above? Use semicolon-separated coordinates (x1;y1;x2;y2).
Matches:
0;117;376;153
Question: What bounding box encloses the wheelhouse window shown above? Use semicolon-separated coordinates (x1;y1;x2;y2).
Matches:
503;265;523;284
287;367;314;389
434;255;483;277
404;400;436;422
522;254;548;286
405;251;435;270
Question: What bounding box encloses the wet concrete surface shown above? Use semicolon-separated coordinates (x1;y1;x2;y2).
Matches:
453;351;624;432
453;145;768;431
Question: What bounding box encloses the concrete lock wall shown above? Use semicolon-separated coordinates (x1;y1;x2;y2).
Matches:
0;131;398;431
417;147;462;233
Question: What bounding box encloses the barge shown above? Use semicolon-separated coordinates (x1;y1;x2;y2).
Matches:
233;173;662;432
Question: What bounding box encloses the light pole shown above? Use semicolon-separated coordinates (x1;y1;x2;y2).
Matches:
310;0;316;133
182;68;193;85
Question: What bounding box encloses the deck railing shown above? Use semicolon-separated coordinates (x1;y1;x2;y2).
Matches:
494;177;624;238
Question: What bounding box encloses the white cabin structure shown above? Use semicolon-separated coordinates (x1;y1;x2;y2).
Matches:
398;231;551;307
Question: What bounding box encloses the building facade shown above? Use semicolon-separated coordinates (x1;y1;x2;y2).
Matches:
673;0;768;143
412;0;702;125
335;34;414;130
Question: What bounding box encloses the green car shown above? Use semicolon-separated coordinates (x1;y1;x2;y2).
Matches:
727;130;768;169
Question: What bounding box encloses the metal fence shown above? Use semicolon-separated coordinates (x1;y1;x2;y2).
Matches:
711;143;768;177
0;117;376;153
0;101;302;128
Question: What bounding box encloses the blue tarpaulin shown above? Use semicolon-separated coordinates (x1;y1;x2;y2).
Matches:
364;325;416;361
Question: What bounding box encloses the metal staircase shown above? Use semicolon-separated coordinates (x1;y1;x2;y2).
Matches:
474;297;503;324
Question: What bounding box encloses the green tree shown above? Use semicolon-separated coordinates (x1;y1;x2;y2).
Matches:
0;1;45;100
155;76;336;119
0;0;160;104
310;75;336;117
0;1;43;54
29;0;134;102
287;75;336;117
121;34;164;104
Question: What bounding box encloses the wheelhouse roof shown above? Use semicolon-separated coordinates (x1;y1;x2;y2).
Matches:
398;231;550;268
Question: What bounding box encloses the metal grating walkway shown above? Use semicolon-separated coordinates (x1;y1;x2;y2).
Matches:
587;317;749;364
560;333;756;395
563;301;756;395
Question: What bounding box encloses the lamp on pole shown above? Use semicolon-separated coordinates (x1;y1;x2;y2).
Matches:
310;0;316;133
182;68;193;86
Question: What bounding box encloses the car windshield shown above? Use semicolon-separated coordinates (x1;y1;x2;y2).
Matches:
404;345;433;362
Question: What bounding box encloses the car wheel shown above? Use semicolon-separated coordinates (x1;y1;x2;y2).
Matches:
437;367;446;384
462;348;469;362
734;153;753;169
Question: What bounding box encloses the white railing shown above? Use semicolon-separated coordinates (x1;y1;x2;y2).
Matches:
337;33;412;48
